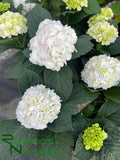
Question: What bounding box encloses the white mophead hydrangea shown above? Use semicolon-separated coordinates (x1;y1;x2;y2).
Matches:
16;85;61;130
29;19;77;71
0;11;27;38
81;55;120;90
87;21;118;46
13;0;41;15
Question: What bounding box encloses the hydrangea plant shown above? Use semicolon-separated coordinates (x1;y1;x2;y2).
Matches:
0;0;120;160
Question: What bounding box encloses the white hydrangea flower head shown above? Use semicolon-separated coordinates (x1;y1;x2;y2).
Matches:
62;0;88;11
0;11;27;38
81;55;120;90
87;21;118;45
88;7;113;27
29;19;77;71
16;84;61;130
13;0;41;15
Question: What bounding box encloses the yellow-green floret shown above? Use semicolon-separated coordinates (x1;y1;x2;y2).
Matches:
0;2;10;13
62;0;88;11
82;123;108;151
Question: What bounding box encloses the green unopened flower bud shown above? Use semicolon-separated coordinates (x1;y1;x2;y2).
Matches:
88;8;113;27
0;2;10;13
62;0;88;11
87;21;118;46
82;123;108;151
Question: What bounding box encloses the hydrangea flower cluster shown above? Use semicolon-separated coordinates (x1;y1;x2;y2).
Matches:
88;8;113;27
87;7;118;45
0;2;10;13
16;85;61;130
82;123;108;151
81;55;120;89
29;19;77;71
13;0;41;15
87;21;118;45
62;0;88;11
101;7;113;19
0;11;27;38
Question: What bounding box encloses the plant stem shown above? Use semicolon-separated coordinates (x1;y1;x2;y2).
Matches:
66;13;70;24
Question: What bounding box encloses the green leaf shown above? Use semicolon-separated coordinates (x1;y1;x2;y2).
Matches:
48;103;73;132
26;64;44;75
4;62;17;79
68;82;99;105
0;37;19;54
27;4;52;38
68;11;88;24
83;0;101;15
13;51;27;62
0;44;11;54
43;66;73;102
96;37;120;56
4;52;30;79
26;0;39;3
97;100;120;127
37;129;73;160
48;0;61;16
110;2;120;16
4;52;44;80
18;69;43;95
72;35;94;59
73;133;94;160
4;62;26;79
23;48;30;58
82;102;95;118
97;100;120;118
108;19;118;29
48;99;82;132
0;35;28;53
96;43;110;55
0;37;17;45
72;114;90;141
108;37;120;55
0;119;37;160
95;121;120;160
103;86;120;104
16;4;23;14
12;63;26;79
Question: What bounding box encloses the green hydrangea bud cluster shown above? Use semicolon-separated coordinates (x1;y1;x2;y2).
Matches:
87;21;118;46
62;0;88;11
0;2;10;13
87;8;118;45
82;123;108;151
0;11;27;38
88;8;113;27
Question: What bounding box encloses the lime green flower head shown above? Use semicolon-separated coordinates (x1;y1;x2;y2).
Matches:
82;123;108;151
101;8;113;20
88;7;113;27
62;0;88;11
88;14;106;27
87;21;118;45
0;2;10;13
0;11;27;38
